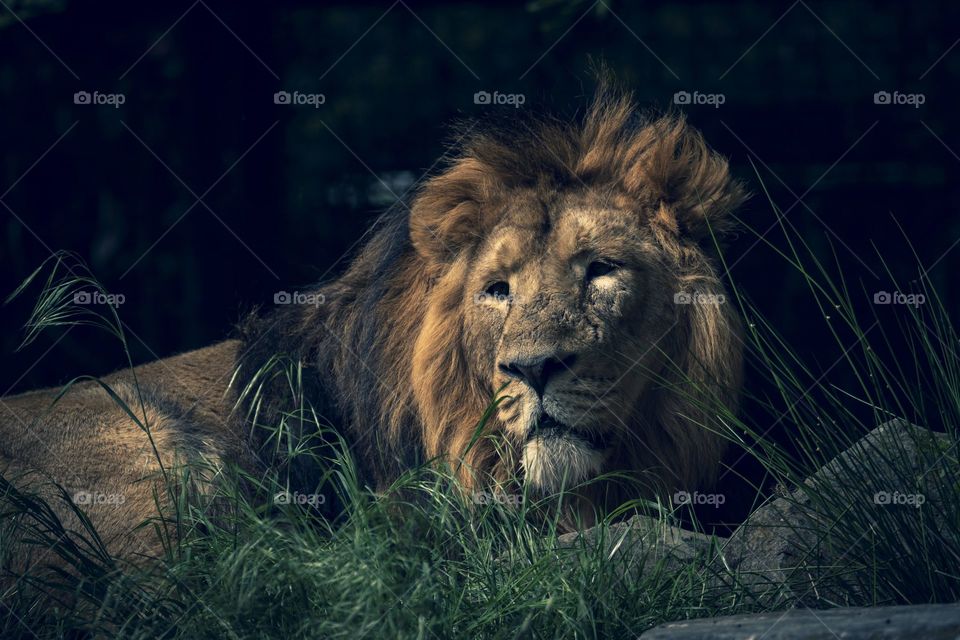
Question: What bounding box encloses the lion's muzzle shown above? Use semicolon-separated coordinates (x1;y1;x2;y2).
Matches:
497;351;578;397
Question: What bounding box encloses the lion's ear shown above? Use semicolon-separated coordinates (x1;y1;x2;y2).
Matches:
627;116;747;243
409;158;500;264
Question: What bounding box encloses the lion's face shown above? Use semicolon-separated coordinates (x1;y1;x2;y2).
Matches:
408;91;745;502
462;191;674;492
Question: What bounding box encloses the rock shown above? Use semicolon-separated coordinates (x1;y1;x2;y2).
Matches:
557;515;715;575
717;419;957;606
804;419;952;498
714;490;812;605
639;602;960;639
550;420;957;606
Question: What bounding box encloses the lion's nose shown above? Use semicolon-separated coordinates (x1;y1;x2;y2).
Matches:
498;352;577;396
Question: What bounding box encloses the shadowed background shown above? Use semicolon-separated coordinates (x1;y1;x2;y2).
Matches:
1;0;958;525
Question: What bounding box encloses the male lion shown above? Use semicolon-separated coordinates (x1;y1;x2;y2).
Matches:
1;86;745;561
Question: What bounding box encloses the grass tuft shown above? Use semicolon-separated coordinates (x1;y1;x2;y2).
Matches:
2;217;959;637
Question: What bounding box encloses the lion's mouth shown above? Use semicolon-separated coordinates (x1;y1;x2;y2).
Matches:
526;414;610;450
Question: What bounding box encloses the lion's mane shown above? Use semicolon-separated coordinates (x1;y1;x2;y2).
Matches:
236;86;745;506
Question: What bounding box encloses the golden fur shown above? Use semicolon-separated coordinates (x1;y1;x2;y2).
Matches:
1;85;745;560
406;88;746;516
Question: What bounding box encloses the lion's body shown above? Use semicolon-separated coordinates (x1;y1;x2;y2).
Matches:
1;341;247;560
1;85;746;561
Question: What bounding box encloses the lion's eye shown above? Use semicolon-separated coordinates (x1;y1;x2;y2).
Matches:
586;260;619;280
485;281;510;298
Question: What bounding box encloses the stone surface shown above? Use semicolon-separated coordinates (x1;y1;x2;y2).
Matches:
716;419;956;605
639;603;960;639
552;420;957;607
557;514;715;575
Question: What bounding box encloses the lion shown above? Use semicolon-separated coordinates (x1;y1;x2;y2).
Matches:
0;85;745;563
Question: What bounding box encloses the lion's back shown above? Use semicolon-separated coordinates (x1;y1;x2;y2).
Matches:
0;340;248;561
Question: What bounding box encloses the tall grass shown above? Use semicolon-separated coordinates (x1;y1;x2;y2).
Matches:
1;201;959;638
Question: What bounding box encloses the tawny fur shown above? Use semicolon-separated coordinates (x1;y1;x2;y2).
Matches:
1;84;746;560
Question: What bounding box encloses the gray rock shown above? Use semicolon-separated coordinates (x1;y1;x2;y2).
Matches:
550;420;957;606
639;603;960;639
717;419;956;605
557;515;715;575
804;418;952;501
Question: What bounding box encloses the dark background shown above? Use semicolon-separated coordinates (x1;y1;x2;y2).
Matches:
1;0;958;523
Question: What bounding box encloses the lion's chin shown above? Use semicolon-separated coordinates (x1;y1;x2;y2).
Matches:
521;429;606;493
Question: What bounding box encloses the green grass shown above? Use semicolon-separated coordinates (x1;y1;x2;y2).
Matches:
2;199;960;638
